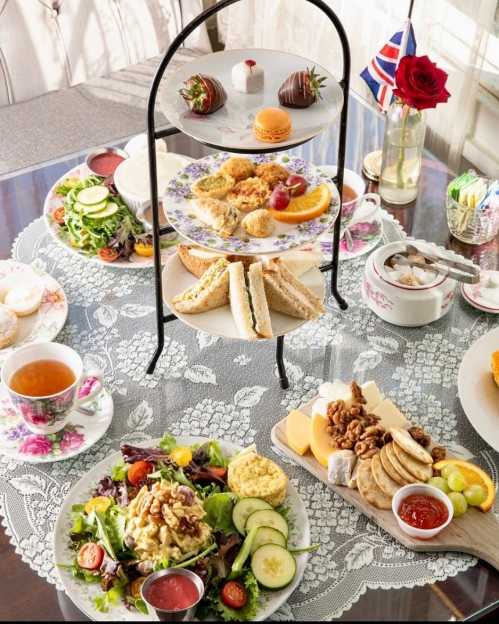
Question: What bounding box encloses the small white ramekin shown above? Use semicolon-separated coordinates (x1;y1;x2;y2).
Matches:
392;483;454;540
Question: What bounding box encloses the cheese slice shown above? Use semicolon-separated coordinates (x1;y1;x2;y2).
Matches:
327;450;357;486
372;398;408;429
310;413;334;467
361;381;384;412
286;410;311;456
319;380;353;407
311;397;328;417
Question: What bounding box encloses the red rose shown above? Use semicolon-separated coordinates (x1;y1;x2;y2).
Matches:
393;55;450;110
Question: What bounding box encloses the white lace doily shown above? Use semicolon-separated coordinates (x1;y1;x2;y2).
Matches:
3;217;498;620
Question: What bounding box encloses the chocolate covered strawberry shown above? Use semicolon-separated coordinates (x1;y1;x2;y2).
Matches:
179;74;227;115
278;66;327;108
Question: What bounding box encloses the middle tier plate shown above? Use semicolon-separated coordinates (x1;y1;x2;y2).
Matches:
162;252;326;340
163;152;340;255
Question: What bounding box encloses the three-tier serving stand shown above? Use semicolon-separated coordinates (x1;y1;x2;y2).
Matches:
145;0;351;389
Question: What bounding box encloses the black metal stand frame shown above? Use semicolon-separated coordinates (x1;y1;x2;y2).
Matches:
145;0;350;389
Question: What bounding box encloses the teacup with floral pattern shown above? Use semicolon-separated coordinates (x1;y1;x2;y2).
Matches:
1;342;102;434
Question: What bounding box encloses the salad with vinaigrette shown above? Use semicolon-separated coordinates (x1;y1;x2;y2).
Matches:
51;176;174;262
60;434;316;620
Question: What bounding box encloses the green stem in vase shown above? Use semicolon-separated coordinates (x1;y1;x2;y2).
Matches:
396;103;410;189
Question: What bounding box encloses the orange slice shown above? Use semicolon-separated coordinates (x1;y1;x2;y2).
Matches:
433;459;496;512
270;184;332;224
491;350;499;386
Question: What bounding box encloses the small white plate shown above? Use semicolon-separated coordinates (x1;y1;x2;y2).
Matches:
160;48;343;152
163;252;326;340
458;326;499;452
54;436;310;621
461;270;499;314
43;163;182;269
0;260;68;365
0;385;113;463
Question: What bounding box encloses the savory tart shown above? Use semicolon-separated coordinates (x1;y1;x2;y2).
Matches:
255;162;289;189
227;177;271;213
192;172;235;199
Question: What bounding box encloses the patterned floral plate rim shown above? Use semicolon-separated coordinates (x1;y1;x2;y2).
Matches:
53;436;310;621
0;260;68;366
0;386;113;463
159;48;344;152
163;252;326;340
164;152;340;255
43;163;183;270
461;270;499;314
458;326;499;453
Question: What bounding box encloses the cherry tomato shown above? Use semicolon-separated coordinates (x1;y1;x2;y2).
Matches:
77;543;104;570
98;247;119;262
269;184;290;211
127;460;154;486
220;581;247;609
52;206;66;225
206;465;227;480
286;174;308;197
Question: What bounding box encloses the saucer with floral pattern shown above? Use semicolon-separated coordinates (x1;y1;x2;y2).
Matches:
0;385;113;463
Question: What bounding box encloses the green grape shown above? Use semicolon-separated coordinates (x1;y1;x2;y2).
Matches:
463;484;487;507
447;470;466;492
441;465;459;480
428;476;450;494
448;492;468;517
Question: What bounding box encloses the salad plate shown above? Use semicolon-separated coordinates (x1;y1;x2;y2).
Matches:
43;164;181;269
54;435;310;621
160;48;343;152
0;385;113;463
0;260;68;365
164;152;340;255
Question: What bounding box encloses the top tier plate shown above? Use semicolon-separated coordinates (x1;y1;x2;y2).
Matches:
160;48;343;153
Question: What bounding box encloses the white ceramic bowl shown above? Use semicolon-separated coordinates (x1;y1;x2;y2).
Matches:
362;240;458;327
392;483;454;540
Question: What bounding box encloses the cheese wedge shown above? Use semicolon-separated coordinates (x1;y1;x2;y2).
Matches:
286;410;311;456
372;399;408;430
310;413;334;467
361;381;384;412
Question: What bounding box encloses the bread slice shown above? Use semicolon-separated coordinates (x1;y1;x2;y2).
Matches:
247;263;273;339
229;262;257;340
173;258;229;313
177;244;226;278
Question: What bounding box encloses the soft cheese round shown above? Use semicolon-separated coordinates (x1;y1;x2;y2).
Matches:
0;303;18;349
4;283;43;317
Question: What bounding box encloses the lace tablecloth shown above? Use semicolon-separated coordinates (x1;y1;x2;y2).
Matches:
2;217;499;620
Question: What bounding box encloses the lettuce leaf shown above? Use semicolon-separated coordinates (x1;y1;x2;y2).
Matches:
158;433;177;453
111;462;128;481
203;441;229;468
198;571;260;621
203;492;237;535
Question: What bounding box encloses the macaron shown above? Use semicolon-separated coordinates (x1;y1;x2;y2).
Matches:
253;107;292;143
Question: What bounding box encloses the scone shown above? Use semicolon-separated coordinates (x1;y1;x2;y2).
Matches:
0;303;18;349
192;172;235;199
255;162;289;189
220;157;255;182
241;209;275;238
227;177;271;213
4;283;43;317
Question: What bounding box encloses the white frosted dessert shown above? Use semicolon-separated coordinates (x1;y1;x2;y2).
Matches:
231;59;264;93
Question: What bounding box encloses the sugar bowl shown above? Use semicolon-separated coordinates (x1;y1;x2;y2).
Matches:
362;241;477;327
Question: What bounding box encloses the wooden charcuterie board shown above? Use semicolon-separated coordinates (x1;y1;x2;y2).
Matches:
271;398;499;570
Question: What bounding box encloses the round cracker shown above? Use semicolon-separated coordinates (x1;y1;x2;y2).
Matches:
392;442;432;481
385;442;418;484
390;428;433;464
356;457;392;510
371;452;401;497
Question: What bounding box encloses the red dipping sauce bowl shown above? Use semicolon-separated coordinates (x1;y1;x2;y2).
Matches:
85;147;128;178
392;484;454;540
141;569;205;621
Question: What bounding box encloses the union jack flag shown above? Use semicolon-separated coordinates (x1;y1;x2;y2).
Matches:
360;19;417;111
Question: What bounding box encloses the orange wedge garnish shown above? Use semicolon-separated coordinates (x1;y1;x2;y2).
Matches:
433;459;496;512
491;350;499;386
270;184;331;224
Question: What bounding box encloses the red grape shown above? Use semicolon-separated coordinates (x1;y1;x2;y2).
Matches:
269;184;291;210
286;174;308;197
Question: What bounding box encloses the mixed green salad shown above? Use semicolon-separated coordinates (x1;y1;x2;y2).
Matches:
60;434;315;620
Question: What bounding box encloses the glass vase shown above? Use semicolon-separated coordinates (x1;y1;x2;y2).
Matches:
379;99;426;204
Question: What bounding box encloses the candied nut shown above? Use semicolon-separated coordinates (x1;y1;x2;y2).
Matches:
431;446;446;462
340;438;354;450
408;425;431;447
351;381;366;404
382;431;393;445
360;425;385;440
360;447;379;459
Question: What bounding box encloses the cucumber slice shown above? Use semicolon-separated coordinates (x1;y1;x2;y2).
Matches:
81;200;108;215
232;498;272;535
74;202;85;214
245;509;288;540
77;186;109;205
251;544;296;589
86;202;119;220
250;526;287;555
